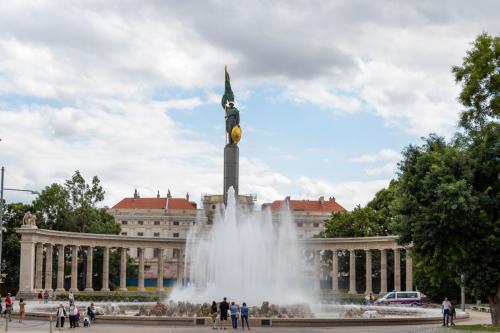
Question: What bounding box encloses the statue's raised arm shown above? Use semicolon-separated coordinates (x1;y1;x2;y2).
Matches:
221;66;241;145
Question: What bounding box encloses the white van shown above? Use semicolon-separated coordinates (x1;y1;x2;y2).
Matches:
375;291;422;306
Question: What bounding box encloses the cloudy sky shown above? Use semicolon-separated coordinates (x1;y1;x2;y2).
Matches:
0;1;498;210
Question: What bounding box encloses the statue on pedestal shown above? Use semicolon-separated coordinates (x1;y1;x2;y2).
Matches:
22;211;37;228
221;65;241;145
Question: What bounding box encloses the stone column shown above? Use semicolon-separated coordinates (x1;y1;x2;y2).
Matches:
313;250;320;291
70;245;79;292
394;248;401;291
348;249;356;294
177;248;184;286
56;245;65;292
157;248;165;291
101;247;110;292
365;249;372;294
35;243;43;291
19;240;36;293
119;247;127;291
138;248;145;292
84;247;94;292
405;249;413;291
380;249;387;294
45;244;53;291
331;249;339;292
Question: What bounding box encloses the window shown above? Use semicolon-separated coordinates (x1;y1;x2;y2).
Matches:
153;248;159;258
121;232;127;236
173;221;179;226
121;221;128;225
154;221;160;225
138;220;144;225
385;292;395;299
173;233;179;238
297;223;303;228
313;223;319;228
138;232;144;236
154;232;160;237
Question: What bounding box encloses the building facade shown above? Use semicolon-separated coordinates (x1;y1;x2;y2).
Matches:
262;196;346;239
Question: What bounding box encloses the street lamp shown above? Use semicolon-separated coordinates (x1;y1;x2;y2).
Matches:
0;166;40;279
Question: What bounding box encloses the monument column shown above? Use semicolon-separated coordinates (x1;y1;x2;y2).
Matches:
19;240;36;293
119;247;127;291
380;249;387;294
85;247;94;292
348;249;356;294
35;242;43;290
45;244;53;291
70;245;79;292
157;248;165;291
365;249;372;294
394;248;401;291
137;248;145;292
101;247;110;292
56;244;65;292
405;249;413;291
331;249;339;292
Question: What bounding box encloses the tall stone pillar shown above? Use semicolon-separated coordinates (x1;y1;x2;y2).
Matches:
365;249;372;294
157;248;165;291
101;247;110;292
405;249;413;291
394;248;401;291
119;247;127;291
313;250;320;291
19;240;36;293
223;144;239;204
35;243;43;291
85;247;94;292
45;244;53;291
176;248;184;286
348;249;356;294
56;245;65;292
138;248;145;292
70;245;79;292
331;249;339;292
380;249;387;294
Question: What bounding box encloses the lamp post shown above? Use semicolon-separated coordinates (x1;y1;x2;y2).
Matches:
0;166;40;279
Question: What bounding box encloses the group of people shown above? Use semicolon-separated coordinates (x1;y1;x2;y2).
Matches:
211;297;250;330
0;293;25;323
441;297;457;326
55;294;96;329
37;289;55;304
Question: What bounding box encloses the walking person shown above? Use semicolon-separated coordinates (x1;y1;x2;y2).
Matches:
211;301;218;329
240;302;250;330
449;302;456;326
18;298;26;323
441;296;451;326
219;297;230;330
4;293;13;322
37;290;43;304
43;290;49;304
68;291;75;305
68;303;76;328
56;304;67;329
230;302;238;329
87;303;96;322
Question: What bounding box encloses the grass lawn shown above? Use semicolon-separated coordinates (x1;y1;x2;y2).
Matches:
452;324;500;332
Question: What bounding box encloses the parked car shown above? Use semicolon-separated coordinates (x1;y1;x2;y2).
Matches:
374;291;422;306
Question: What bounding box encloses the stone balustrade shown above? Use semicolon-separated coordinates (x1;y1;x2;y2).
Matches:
17;226;412;295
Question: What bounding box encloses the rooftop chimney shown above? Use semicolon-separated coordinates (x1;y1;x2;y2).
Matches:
133;188;139;199
329;196;336;202
157;190;160;199
319;196;325;205
167;189;172;199
285;196;290;202
186;192;190;201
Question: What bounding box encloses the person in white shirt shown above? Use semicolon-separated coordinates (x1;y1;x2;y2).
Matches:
441;297;451;326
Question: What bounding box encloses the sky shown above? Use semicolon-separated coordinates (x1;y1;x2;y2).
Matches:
0;1;498;210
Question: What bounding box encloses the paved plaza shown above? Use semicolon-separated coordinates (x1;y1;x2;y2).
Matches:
3;311;491;333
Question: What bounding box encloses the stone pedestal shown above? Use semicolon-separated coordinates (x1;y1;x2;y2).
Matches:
223;144;239;204
19;240;35;293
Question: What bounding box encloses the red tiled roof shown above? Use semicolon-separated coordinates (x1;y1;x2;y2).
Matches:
262;199;346;213
112;197;197;210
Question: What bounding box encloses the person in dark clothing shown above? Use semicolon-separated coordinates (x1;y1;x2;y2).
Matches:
449;303;456;326
56;304;67;328
211;301;218;329
219;297;230;330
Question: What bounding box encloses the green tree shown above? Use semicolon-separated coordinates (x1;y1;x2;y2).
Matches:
452;33;499;132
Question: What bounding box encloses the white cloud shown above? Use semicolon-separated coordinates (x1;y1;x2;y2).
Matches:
350;149;401;164
297;176;391;210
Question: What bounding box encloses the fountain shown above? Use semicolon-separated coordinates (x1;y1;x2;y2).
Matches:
170;187;311;306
